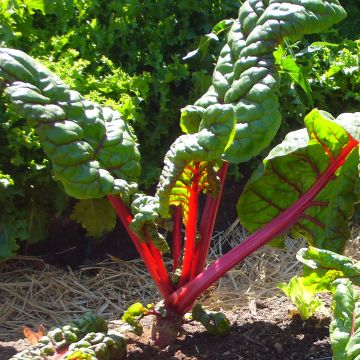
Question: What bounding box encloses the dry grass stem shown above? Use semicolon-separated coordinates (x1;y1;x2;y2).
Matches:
1;224;359;341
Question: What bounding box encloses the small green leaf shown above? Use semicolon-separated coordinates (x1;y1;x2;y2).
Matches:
130;194;170;253
297;247;360;287
278;276;323;320
0;172;14;188
183;33;219;62
24;0;45;15
121;303;148;336
70;198;116;238
192;304;231;336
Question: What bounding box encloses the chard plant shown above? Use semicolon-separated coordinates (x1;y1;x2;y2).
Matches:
1;0;359;350
279;247;360;359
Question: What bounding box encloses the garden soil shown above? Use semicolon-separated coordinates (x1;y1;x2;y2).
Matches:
0;295;332;359
1;224;359;359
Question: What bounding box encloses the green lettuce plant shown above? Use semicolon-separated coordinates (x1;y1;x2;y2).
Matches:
1;0;358;350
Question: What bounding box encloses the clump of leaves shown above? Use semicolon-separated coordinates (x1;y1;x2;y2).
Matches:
281;247;360;359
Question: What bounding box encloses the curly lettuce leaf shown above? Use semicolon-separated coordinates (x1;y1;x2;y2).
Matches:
278;276;324;320
238;109;360;253
0;48;140;200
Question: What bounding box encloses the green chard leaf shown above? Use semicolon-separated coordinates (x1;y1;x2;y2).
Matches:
192;304;231;336
297;247;360;289
238;109;360;253
130;194;170;254
330;279;360;360
0;48;140;200
157;104;235;219
156;0;346;220
121;303;148;336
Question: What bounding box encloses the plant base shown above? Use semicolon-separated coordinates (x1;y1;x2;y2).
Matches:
151;310;183;349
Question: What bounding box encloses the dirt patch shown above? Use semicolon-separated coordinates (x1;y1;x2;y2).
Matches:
1;296;332;360
122;296;331;360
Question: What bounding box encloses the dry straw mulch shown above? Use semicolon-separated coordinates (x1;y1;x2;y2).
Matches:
1;223;358;342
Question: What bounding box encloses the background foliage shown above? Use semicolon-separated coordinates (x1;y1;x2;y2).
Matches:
0;0;240;259
1;0;360;261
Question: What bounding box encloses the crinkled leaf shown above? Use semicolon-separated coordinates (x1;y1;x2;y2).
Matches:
0;48;140;200
70;198;116;239
221;0;345;163
157;0;346;219
169;161;220;226
121;303;148;336
157;104;235;219
238;109;360;253
278;276;323;320
130;194;170;253
297;247;360;288
192;304;231;336
330;279;360;360
65;351;93;360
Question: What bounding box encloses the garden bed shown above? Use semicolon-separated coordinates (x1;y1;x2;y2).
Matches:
1;225;359;359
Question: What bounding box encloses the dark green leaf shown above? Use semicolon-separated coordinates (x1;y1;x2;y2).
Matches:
238;109;360;252
192;304;231;336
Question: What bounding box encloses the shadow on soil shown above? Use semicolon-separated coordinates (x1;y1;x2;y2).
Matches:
127;317;331;360
0;345;18;359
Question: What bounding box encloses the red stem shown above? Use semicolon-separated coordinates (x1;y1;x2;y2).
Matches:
173;207;182;273
107;195;171;299
191;162;229;279
166;138;358;315
178;162;200;287
146;235;174;294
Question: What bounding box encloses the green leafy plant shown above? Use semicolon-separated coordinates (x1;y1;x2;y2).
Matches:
330;278;360;360
11;312;127;360
2;0;359;353
279;247;360;359
0;0;240;258
278;276;324;320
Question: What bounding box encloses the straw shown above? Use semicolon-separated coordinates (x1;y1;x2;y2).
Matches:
1;223;358;341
